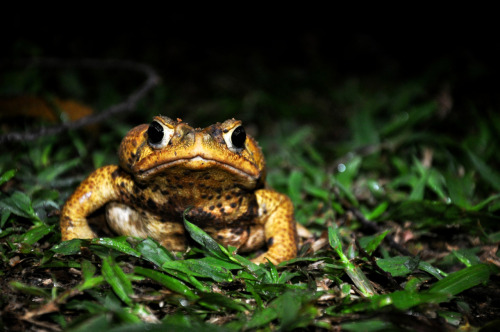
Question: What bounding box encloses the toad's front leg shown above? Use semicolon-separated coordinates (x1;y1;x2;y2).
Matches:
252;189;298;264
60;165;124;241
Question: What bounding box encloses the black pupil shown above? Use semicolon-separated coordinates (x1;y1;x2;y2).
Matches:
148;121;164;144
231;126;246;149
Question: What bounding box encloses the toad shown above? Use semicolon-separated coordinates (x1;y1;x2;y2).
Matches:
60;116;297;264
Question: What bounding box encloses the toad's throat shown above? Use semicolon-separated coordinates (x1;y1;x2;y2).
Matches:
135;156;259;182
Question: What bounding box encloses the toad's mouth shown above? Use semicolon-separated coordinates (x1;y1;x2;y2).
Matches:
134;156;260;183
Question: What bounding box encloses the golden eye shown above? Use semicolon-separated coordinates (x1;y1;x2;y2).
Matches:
223;125;246;152
147;120;174;149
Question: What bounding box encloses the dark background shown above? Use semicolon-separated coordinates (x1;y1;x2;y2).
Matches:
3;11;500;125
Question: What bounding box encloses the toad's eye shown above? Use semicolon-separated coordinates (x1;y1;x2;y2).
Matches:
147;120;174;148
223;125;246;152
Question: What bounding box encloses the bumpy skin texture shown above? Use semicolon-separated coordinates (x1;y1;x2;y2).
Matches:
60;116;297;264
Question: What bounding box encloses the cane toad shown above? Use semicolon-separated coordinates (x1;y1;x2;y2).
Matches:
60;116;297;264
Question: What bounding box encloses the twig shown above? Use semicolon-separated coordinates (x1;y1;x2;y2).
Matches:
0;58;161;144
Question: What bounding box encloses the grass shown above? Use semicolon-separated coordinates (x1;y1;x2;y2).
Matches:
1;57;500;331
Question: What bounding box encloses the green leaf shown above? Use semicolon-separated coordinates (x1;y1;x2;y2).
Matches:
0;191;40;221
342;319;396;332
288;170;303;203
10;281;50;298
386;200;500;228
376;256;420;277
136;237;174;267
51;239;83;255
37;158;81;182
183;214;226;259
91;237;141;257
409;158;428;200
198;292;248;312
101;255;134;306
0;169;16;186
328;227;375;297
429;264;490;296
134;266;197;300
467;150;500;191
15;224;54;245
245;307;278;329
364;202;388;221
162;257;234;283
362;230;389;255
377;256;445;280
81;259;97;280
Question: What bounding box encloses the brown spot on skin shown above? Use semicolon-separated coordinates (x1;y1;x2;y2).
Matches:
225;195;232;200
147;199;157;209
267;237;274;246
111;169;120;179
217;203;222;208
209;205;215;210
230;203;237;208
219;208;225;213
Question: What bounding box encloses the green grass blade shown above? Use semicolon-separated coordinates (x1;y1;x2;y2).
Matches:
51;239;83;255
183;213;227;259
91;237;141;257
162;257;234;283
429;264;490;296
134;266;198;300
136;237;174;266
0;169;16;186
329;227;375;296
101;255;134;306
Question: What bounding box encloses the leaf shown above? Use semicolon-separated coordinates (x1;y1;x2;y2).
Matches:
51;239;83;255
288;170;303;203
101;255;134;306
0;191;40;221
328;227;375;297
198;292;248;312
15;224;54;245
362;230;389;255
342;319;396;332
10;281;50;298
429;264;490;296
91;237;141;257
467;150;500;191
0;169;16;186
136;237;174;267
37;158;81;182
384;200;500;228
376;256;420;277
81;259;97;280
364;202;388;221
162;257;234;283
183;214;226;259
134;266;197;300
343;290;449;313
